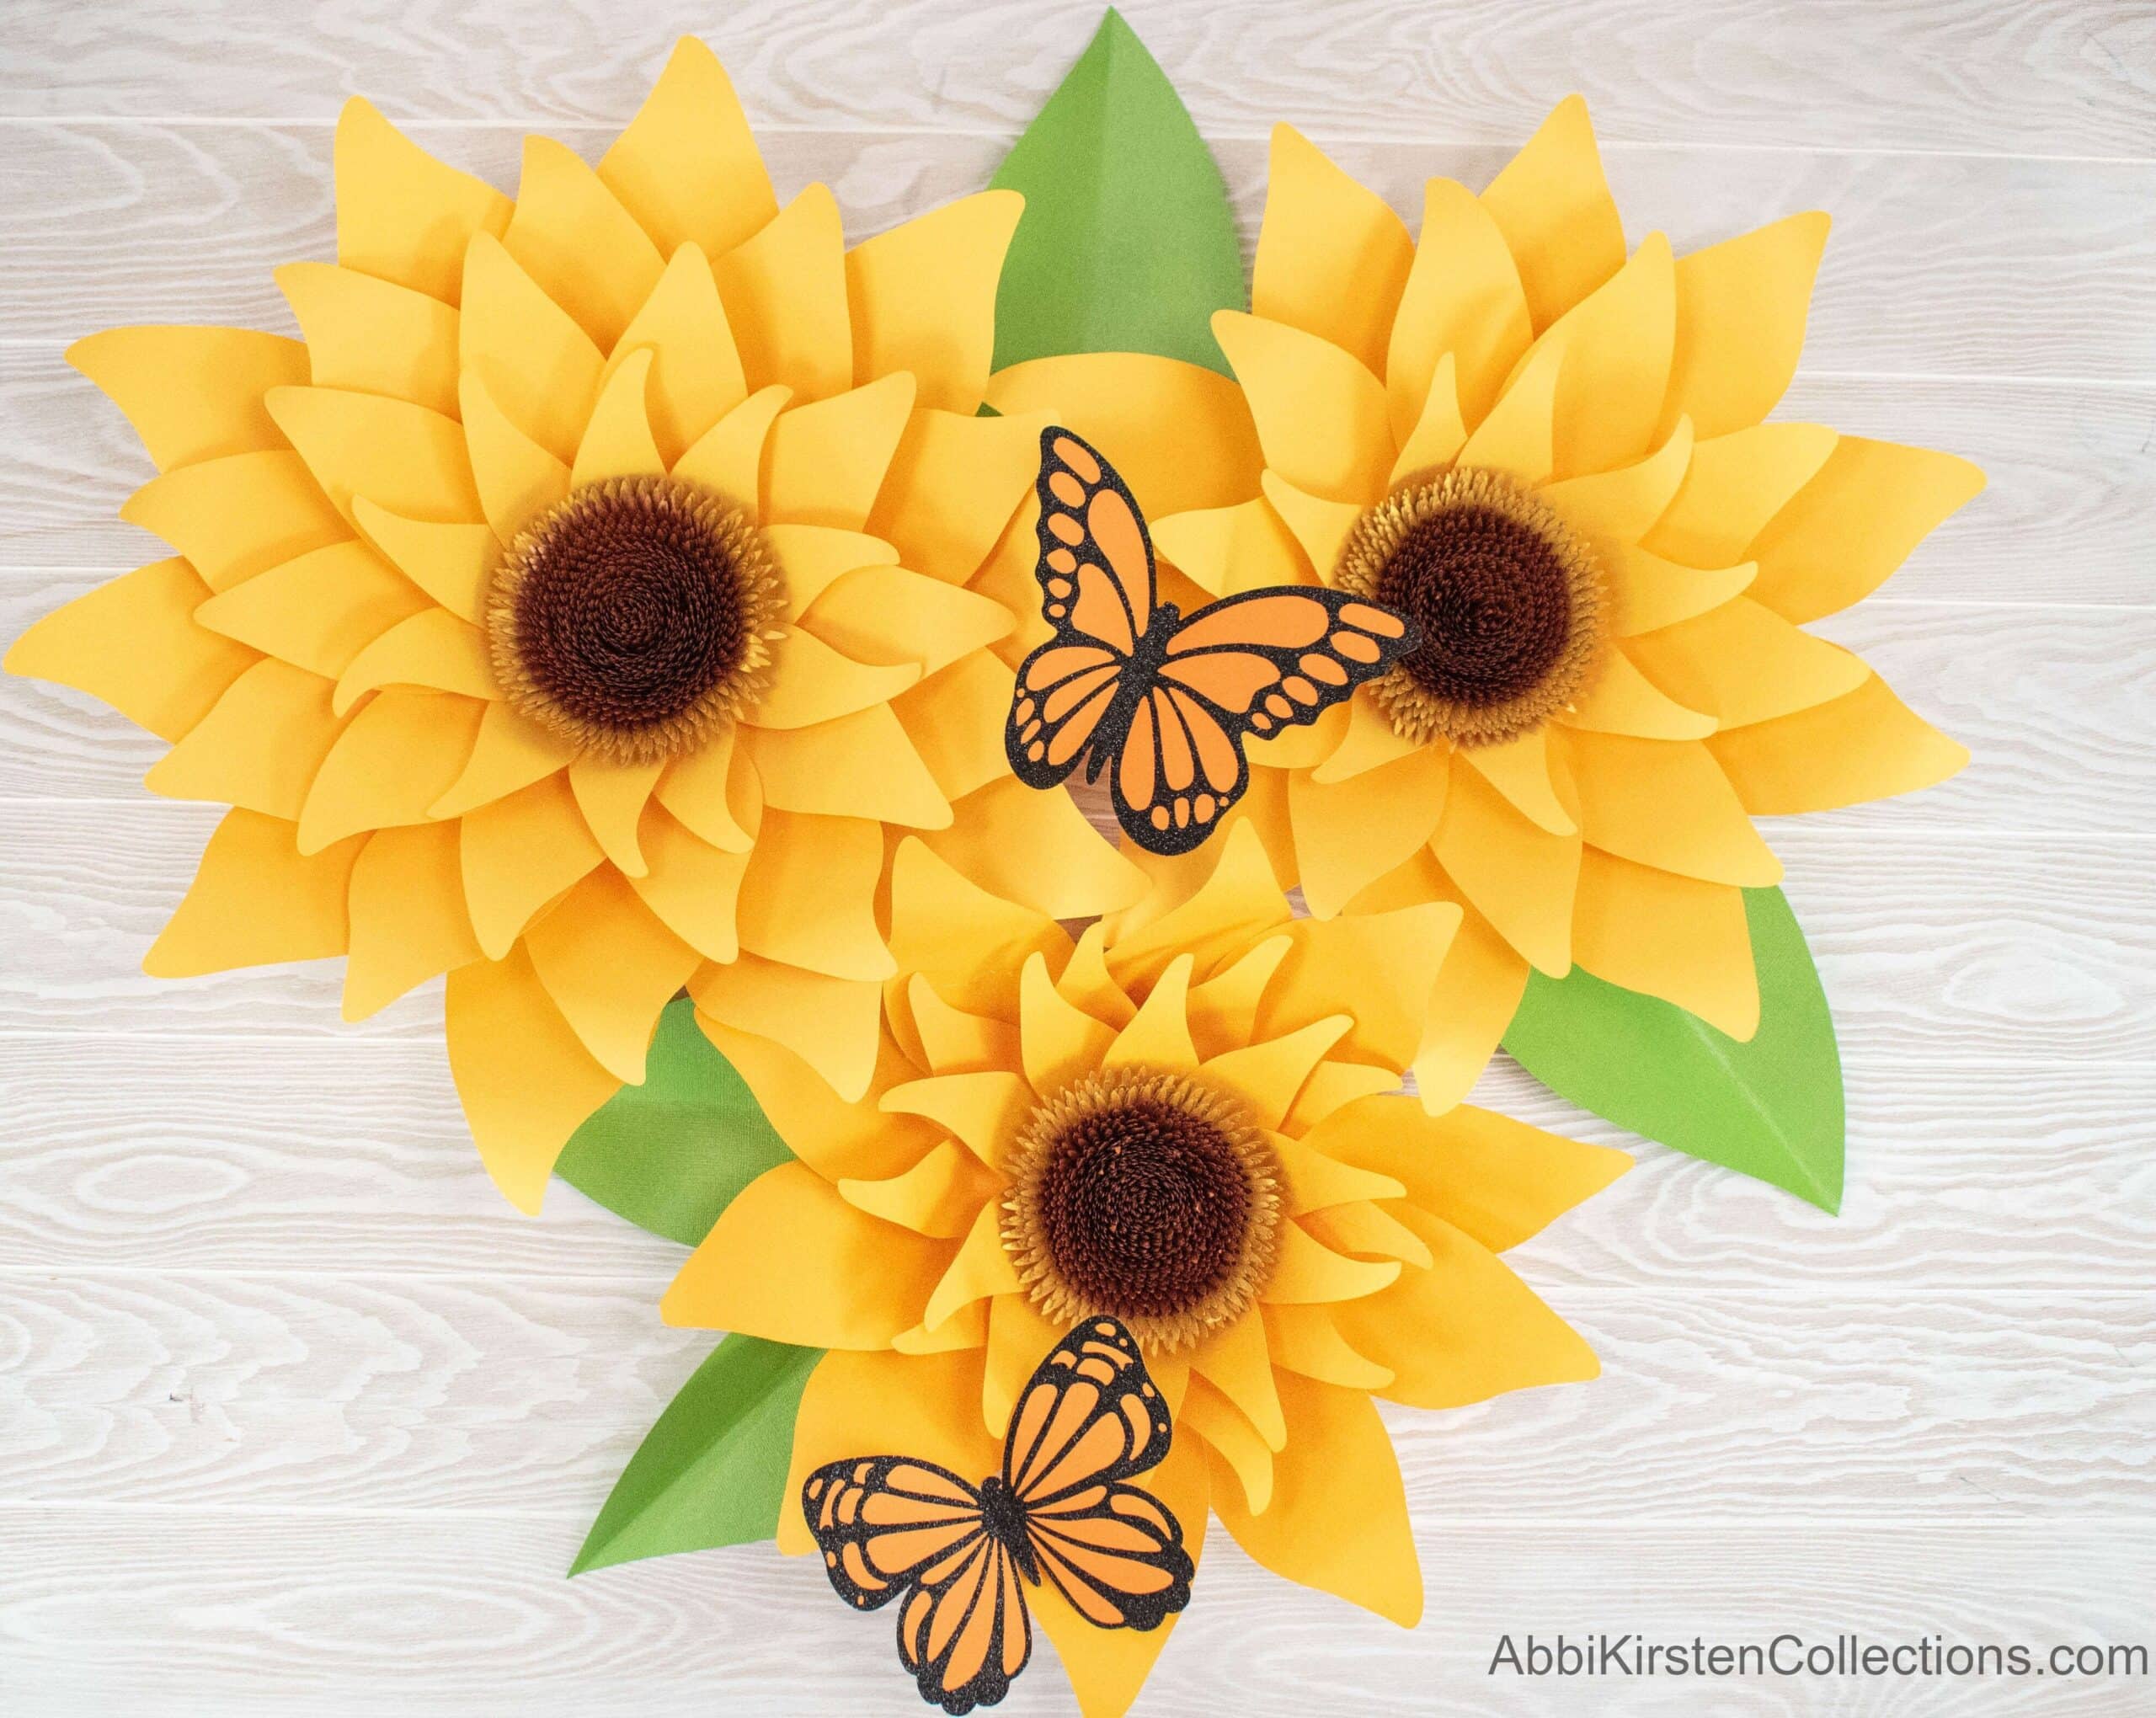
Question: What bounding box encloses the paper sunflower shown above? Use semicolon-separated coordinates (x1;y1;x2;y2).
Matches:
6;38;1141;1208
988;98;1981;1110
663;821;1628;1714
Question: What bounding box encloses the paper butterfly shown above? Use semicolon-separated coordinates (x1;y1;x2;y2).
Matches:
1006;426;1421;855
803;1316;1193;1714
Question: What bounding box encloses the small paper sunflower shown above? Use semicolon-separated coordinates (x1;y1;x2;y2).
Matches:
6;38;1139;1208
663;821;1627;1712
988;98;1980;1111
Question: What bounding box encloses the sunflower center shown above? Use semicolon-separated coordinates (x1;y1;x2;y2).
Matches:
486;474;784;764
1337;466;1605;748
1003;1067;1280;1352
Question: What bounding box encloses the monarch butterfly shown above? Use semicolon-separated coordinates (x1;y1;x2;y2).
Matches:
803;1317;1193;1714
1006;427;1421;856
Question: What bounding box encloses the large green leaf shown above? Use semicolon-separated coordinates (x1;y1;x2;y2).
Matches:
1502;887;1845;1210
989;8;1244;374
553;996;791;1246
570;1333;822;1575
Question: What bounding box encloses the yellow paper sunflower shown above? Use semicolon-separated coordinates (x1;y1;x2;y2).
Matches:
988;98;1981;1110
5;38;1139;1208
663;821;1629;1714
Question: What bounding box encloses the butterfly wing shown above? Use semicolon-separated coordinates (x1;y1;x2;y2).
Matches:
895;1531;1033;1715
1001;1318;1194;1634
1111;589;1420;854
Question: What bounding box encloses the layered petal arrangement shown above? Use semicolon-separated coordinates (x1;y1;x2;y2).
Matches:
664;821;1628;1713
8;38;1141;1206
990;98;1980;1110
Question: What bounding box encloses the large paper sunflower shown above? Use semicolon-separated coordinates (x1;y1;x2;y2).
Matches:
6;38;1139;1208
664;821;1627;1714
988;99;1980;1109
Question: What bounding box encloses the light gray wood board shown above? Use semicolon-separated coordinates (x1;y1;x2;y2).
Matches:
0;123;2147;380
1;0;2150;158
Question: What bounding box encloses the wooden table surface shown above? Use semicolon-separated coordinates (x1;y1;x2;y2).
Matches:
3;3;2152;1712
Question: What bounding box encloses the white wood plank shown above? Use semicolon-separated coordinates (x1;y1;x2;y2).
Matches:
2;0;2149;159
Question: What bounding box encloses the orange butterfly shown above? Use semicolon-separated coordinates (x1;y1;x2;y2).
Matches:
803;1317;1193;1714
1007;427;1420;855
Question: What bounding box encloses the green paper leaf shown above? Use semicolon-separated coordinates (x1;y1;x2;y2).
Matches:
570;1333;822;1575
553;996;792;1246
1502;887;1845;1211
989;8;1244;374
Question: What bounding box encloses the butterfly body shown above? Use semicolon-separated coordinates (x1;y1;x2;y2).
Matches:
1007;428;1422;855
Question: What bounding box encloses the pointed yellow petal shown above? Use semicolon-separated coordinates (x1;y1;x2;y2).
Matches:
1409;892;1529;1112
1609;541;1756;637
867;407;1052;586
664;1161;951;1347
745;625;919;729
265;385;481;526
981;1294;1065;1437
199;541;428;681
691;961;883;1104
1542;232;1674;478
568;348;666;488
458;370;571;542
501;135;664;351
1151;494;1312;600
334;607;495;713
276;262;458;417
6;558;253;741
1647;421;1838;568
1184;935;1291;1059
885;837;1066;1018
1211;310;1390;505
1573;846;1758;1038
626;803;749;963
1203;1016;1351;1129
1262;1303;1392;1390
699;1014;928;1184
734;809;893;980
804;567;1011;678
143;809;358;978
1541;417;1694;547
1387;177;1532;437
1103;952;1198;1070
1253;124;1414;379
67;326;307;472
760;525;894;619
459;232;606;463
1433;753;1580;974
904;974;1022;1075
652;725;757;851
1563;647;1717;740
1057;920;1134;1027
712;184;852;402
742;702;949;827
1260;469;1364;584
1454;328;1566;483
598;36;777;260
1707;669;1968;814
1387;352;1468;485
926;775;1145;922
1302;1200;1433;1269
1309;690;1423;783
841;1140;1001;1242
1456;727;1574;834
1184;1374;1274;1513
354;499;499;624
1264;1217;1399;1304
763;372;915;531
1018;951;1116;1093
459;773;604;958
882;1070;1033;1169
1269;1130;1405;1216
523;867;701;1082
567;753;665;877
1282;1058;1402;1134
1103;819;1292;988
1262;900;1460;1074
143;659;343;819
1562;730;1782;885
922;1203;1025;1332
893;654;1016;803
1625;597;1869;728
430;699;574;818
342;818;483;1019
603;244;746;462
891;1301;990;1356
671;381;790;514
1663;211;1830;440
121;451;346;591
1479;94;1624;333
1289;744;1450;919
846;189;1020;413
445;945;620;1211
334;97;511;305
298;686;483;852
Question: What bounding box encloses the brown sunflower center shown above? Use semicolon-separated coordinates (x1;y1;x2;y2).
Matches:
1003;1067;1279;1352
1337;466;1605;748
486;474;784;764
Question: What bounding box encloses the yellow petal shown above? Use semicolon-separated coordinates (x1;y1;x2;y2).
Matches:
1264;1217;1401;1304
1213;1372;1422;1625
1282;1059;1402;1134
839;1139;997;1241
652;724;757;851
142;809;358;978
1262;1303;1392;1391
298;686;483;852
664;1161;951;1347
1310;690;1423;783
1542;232;1674;478
927;776;1145;921
1335;1204;1598;1408
887;837;1067;1018
597;36;776;261
1433;756;1579;974
904;974;1022;1075
1479;94;1624;333
698;1012;934;1181
6;558;253;741
1301;1200;1433;1268
671;381;791;515
1152;494;1312;600
1269;1129;1406;1216
746;625;919;729
981;1294;1065;1437
1211;310;1390;505
523;867;701;1082
276;262;459;417
1019;951;1116;1093
1185;935;1291;1059
458;370;573;542
626;803;749;962
603;244;746;462
1104;819;1292;987
983;352;1263;517
867;407;1051;586
143;659;343;819
460;231;606;464
1540;416;1694;548
1260;470;1364;584
1561;730;1782;885
711;184;852;402
1647;421;1838;569
1454;328;1566;484
1386;352;1469;485
763;372;916;531
501;135;664;351
922;1203;1025;1331
1625;596;1870;728
459;773;604;958
734;809;893;979
761;525;894;619
342;818;483;1019
1303;1094;1630;1253
1264;899;1459;1074
892;1301;990;1356
1609;541;1756;637
1409;892;1529;1112
742;702;950;827
1057;921;1135;1028
804;567;1011;677
1573;846;1758;1038
334;97;511;305
1562;646;1717;740
1387;177;1532;438
1203;1016;1351;1129
121;451;346;591
334;607;495;714
1662;211;1830;440
882;1070;1033;1169
199;541;430;681
1746;435;1988;624
689;958;883;1102
1708;669;1968;814
265;385;481;526
430;699;574;818
569;348;665;488
445;945;621;1211
1190;1315;1286;1452
1183;1374;1274;1513
846;189;1021;413
1456;727;1574;834
567;753;665;877
894;654;1017;804
1289;744;1450;918
67;326;307;472
1103;952;1198;1070
354;499;499;624
1252;124;1414;379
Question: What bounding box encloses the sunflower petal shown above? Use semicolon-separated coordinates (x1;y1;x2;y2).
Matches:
1479;94;1624;333
1203;1016;1351;1130
277;262;459;417
67;326;307;471
298;687;482;852
1454;328;1566;484
1264;901;1458;1075
1252;125;1414;379
1542;232;1674;478
1573;846;1758;1038
1019;950;1117;1092
144;659;343;819
431;700;574;818
1540;416;1694;548
1289;744;1450;919
981;1294;1065;1437
652;725;758;852
1662;211;1830;440
743;702;949;827
744;626;920;729
922;1203;1025;1332
143;809;358;978
1708;669;1968;814
626;803;749;963
1183;1375;1274;1513
459;773;604;958
1103;953;1198;1070
670;382;790;515
567;754;665;877
524;867;701;1083
1455;728;1574;834
502;136;664;351
804;567;1011;676
266;385;481;526
1388;178;1532;436
342;818;483;1019
570;348;665;488
734;809;894;980
698;1012;932;1181
867;408;1052;586
926;775;1144;921
892;654;1017;803
121;451;346;591
354;500;499;625
1625;597;1870;728
1211;311;1390;505
334;607;495;713
689;957;883;1102
1561;731;1783;885
1562;646;1717;740
1409;894;1529;1112
763;372;916;531
200;542;429;682
886;836;1067;1017
1262;1303;1393;1390
597;36;776;261
712;184;852;402
1433;758;1580;975
846;190;1021;413
1647;422;1838;568
334;98;511;305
